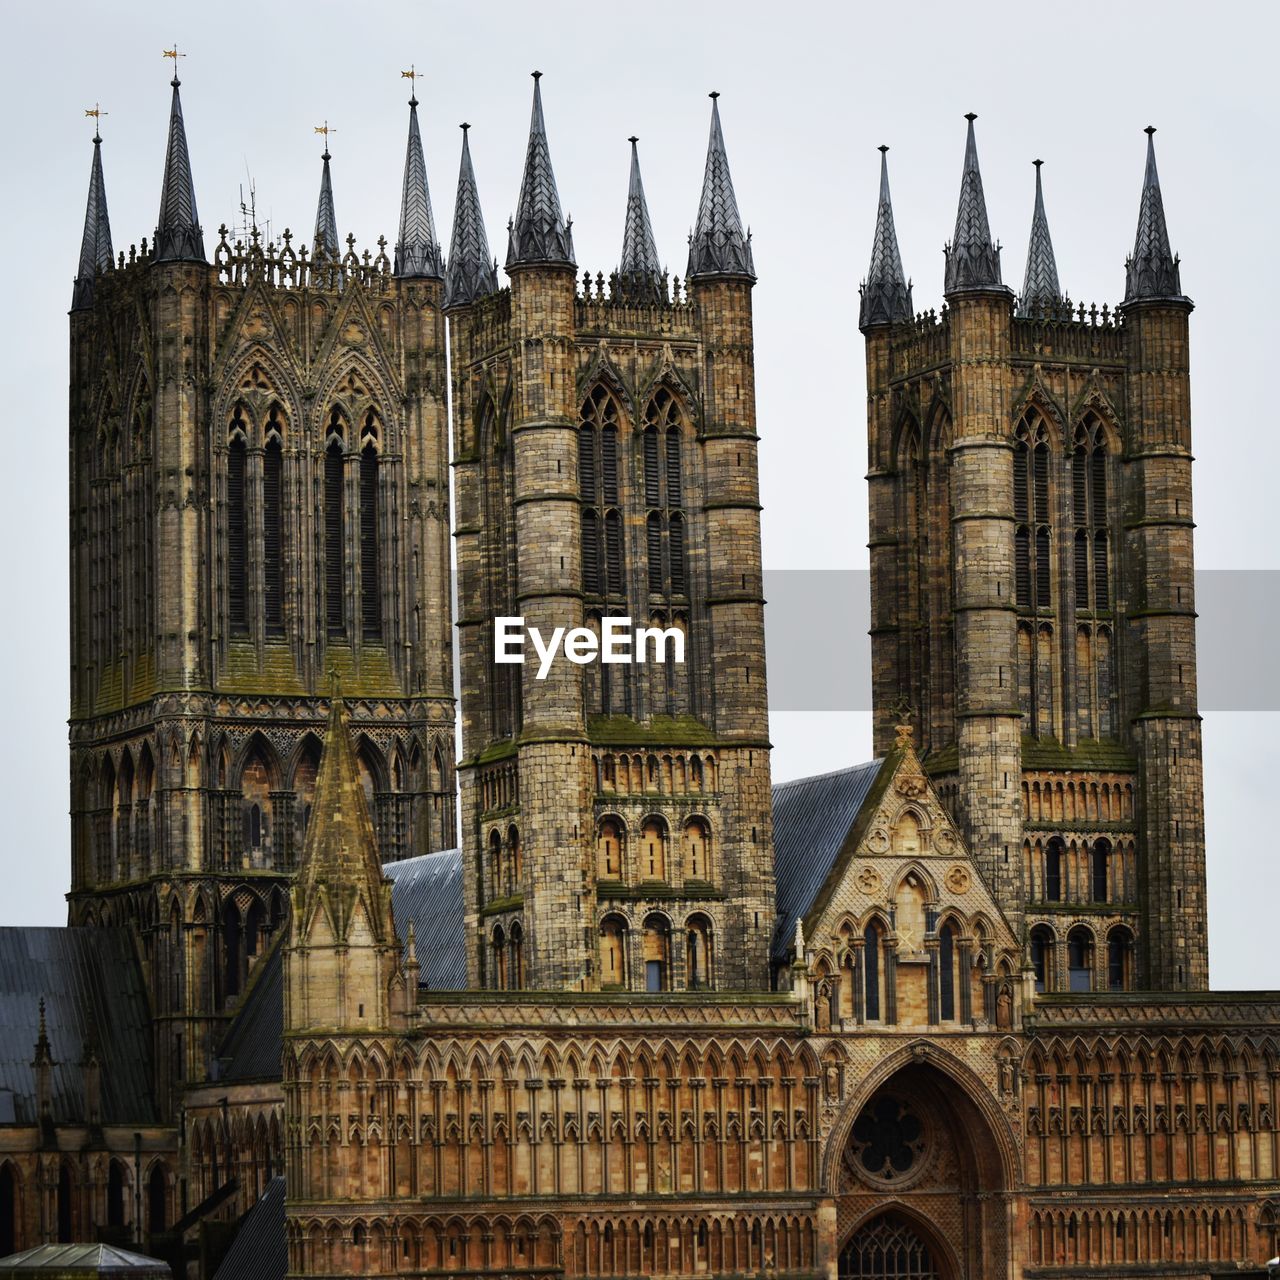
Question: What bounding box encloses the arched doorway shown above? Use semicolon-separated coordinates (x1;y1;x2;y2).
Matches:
832;1052;1014;1280
841;1212;946;1279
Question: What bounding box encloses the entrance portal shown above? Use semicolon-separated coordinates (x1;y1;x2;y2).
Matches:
841;1212;943;1280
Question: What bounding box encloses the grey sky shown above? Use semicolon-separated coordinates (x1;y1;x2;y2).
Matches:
2;0;1275;988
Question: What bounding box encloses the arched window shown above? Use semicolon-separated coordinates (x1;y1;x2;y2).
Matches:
487;829;501;905
1073;414;1111;612
686;914;713;989
579;388;624;600
1091;839;1110;903
1067;926;1094;992
324;410;346;636
509;922;524;990
227;427;248;635
939;920;957;1022
1014;413;1055;732
491;925;507;990
599;915;628;988
107;1159;126;1228
597;819;623;881
641;914;670;992
1045;839;1064;903
1030;925;1055;993
359;413;381;641
263;410;284;636
240;740;273;865
684;818;710;881
864;920;884;1021
644;390;687;599
1107;925;1135;992
640;818;666;881
508;824;522;890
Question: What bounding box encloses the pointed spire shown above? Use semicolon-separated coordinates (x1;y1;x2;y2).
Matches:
72;128;113;310
1125;126;1183;303
1019;160;1063;316
444;123;499;308
859;146;912;330
507;71;574;269
616;137;664;303
313;141;340;263
944;114;1003;295
687;92;754;281
395;91;443;279
153;73;205;263
297;689;389;941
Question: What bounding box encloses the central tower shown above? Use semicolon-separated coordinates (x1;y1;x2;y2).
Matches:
448;81;775;992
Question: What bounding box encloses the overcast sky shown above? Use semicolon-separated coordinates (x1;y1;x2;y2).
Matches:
1;0;1275;989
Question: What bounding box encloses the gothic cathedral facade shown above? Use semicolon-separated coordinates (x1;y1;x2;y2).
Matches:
46;66;1280;1280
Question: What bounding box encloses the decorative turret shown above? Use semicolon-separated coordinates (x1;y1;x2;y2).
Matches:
943;113;1003;295
394;89;443;279
72;126;112;311
506;71;574;269
1124;126;1183;303
312;128;340;262
286;689;402;1032
1019;159;1063;315
152;73;205;263
444;124;498;308
859;146;912;330
32;999;54;1141
687;92;754;281
616;136;664;303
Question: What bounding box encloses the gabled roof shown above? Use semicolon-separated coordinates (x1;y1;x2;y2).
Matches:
0;927;156;1125
770;760;884;963
0;1244;170;1276
211;1177;286;1280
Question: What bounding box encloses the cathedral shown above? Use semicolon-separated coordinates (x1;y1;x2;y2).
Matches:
0;58;1276;1280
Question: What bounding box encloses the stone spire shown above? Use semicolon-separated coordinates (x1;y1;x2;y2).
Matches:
394;90;443;279
153;73;205;263
944;113;1003;294
32;999;54;1129
72;128;113;311
617;136;663;303
313;140;340;263
1124;126;1182;303
687;92;754;281
506;71;574;269
859;146;912;330
1019;160;1063;316
444;124;498;308
297;691;390;944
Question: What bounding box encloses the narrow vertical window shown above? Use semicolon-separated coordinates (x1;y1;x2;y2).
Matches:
601;425;618;505
227;436;248;634
643;427;660;506
939;923;956;1021
1015;527;1031;609
864;922;881;1021
582;510;601;594
1035;527;1051;609
325;438;345;636
665;428;683;507
647;513;663;593
605;510;623;595
263;437;283;635
579;388;623;600
360;439;381;640
669;514;686;596
1074;531;1089;610
578;424;597;502
1094;531;1109;610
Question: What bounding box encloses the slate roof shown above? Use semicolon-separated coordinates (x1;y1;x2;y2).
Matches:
152;78;204;263
215;847;466;1082
0;1244;170;1276
0;928;156;1126
770;761;883;964
210;1178;285;1280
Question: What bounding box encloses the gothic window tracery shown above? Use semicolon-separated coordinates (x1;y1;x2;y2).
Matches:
579;387;624;599
643;389;687;600
359;411;382;641
324;408;346;638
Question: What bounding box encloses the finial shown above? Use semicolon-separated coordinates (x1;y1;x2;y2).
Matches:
893;698;915;747
162;44;185;88
1145;124;1157;136
878;143;889;155
709;90;720;100
38;997;46;1036
314;120;336;160
532;69;542;80
85;104;107;142
964;111;977;122
628;134;638;145
1033;158;1043;170
401;64;417;105
793;917;805;955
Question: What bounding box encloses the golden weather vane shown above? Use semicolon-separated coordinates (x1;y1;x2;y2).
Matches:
314;120;337;152
401;65;417;91
84;104;107;136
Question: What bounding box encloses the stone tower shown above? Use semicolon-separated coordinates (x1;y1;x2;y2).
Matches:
859;119;1207;991
66;76;456;1105
447;78;775;993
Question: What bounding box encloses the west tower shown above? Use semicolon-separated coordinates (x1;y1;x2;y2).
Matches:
860;120;1207;991
448;80;775;993
66;78;456;1103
